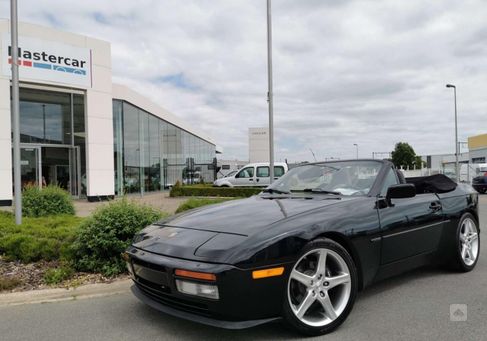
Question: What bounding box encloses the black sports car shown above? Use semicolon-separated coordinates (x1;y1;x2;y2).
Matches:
125;159;480;336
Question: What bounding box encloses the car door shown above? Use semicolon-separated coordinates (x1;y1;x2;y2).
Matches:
255;166;270;186
378;168;444;264
232;166;255;186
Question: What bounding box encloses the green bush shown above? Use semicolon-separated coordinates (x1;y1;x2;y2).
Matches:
170;185;262;198
175;198;234;214
22;185;75;217
44;266;74;285
70;200;164;277
0;213;81;263
0;276;22;291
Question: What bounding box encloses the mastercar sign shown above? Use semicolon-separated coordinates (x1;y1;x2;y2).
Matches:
2;34;92;88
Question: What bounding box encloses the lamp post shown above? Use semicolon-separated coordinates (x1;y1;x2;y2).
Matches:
11;0;22;225
266;0;275;183
446;84;459;183
353;144;358;159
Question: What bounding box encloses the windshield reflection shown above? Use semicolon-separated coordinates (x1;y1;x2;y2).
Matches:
267;161;382;196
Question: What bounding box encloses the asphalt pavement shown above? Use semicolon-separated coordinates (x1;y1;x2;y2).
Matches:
1;197;486;341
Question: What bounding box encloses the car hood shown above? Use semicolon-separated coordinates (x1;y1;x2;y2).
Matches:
158;195;356;235
132;195;358;261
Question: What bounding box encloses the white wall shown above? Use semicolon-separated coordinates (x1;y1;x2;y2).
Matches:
0;20;115;200
249;127;269;163
0;20;12;202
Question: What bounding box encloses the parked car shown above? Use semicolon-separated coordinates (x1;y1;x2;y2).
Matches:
213;162;288;187
472;172;487;193
125;159;479;336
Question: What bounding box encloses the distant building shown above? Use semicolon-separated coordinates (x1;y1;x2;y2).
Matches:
468;133;487;163
249;127;269;163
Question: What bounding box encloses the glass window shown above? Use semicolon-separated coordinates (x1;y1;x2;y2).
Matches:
19;88;71;144
73;94;86;195
257;166;269;178
148;115;161;191
380;168;399;197
236;167;254;178
112;100;123;195
274;166;285;177
122;103;140;193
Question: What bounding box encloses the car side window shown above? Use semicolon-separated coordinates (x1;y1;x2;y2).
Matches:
380;168;399;197
236;167;254;178
274;166;285;177
257;166;269;178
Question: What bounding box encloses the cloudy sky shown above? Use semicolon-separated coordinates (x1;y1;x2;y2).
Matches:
2;0;487;162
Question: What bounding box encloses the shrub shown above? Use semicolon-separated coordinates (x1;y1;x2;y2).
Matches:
0;276;22;291
170;185;262;198
175;198;234;214
44;266;74;285
70;200;164;277
22;185;75;217
0;214;81;263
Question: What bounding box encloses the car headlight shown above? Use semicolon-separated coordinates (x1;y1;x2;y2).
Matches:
175;280;219;300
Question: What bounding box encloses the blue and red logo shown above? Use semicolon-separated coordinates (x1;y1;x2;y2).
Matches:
8;46;87;76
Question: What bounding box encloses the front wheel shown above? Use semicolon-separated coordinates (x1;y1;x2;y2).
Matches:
282;238;358;336
452;213;480;272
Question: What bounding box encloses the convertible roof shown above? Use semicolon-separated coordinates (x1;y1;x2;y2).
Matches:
406;174;457;194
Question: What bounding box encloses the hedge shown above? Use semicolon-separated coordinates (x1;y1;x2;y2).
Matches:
170;184;262;198
0;211;81;263
22;185;75;217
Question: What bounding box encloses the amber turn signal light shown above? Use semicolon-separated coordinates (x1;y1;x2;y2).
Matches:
252;267;285;279
175;269;216;281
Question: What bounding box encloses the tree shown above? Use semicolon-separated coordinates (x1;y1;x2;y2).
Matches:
391;142;416;169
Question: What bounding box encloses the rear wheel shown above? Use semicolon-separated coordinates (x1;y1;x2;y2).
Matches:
282;239;358;336
452;213;480;272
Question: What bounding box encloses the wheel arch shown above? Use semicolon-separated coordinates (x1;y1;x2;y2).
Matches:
315;232;364;291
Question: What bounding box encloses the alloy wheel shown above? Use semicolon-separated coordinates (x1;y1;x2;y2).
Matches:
459;217;479;266
287;248;352;327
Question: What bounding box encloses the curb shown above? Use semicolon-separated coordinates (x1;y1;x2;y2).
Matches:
0;279;132;307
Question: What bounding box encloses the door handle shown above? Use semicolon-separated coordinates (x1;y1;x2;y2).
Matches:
255;178;259;182
249;178;254;181
429;202;442;211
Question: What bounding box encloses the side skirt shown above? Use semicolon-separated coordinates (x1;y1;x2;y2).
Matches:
372;251;436;283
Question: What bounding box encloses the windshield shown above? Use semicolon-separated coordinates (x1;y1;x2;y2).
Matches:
267;160;383;196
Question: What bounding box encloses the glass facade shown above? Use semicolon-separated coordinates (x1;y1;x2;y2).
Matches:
113;100;216;195
17;88;86;197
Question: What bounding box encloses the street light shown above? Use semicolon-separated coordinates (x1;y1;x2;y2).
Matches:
446;84;459;183
11;0;22;225
266;0;275;183
353;144;358;159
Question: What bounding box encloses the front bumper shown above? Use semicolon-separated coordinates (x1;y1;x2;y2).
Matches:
126;246;291;328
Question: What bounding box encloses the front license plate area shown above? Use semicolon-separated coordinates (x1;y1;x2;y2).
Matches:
133;263;169;287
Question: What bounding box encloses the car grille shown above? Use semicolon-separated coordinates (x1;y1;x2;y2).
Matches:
132;260;210;317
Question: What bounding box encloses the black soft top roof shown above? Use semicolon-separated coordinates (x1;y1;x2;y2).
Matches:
406;174;457;194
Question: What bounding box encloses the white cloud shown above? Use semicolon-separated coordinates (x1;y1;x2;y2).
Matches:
2;0;487;162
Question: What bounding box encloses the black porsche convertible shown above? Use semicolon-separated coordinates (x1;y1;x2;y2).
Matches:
125;159;480;336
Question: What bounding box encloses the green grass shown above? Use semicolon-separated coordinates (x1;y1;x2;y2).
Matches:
0;211;82;263
175;198;235;213
43;266;75;285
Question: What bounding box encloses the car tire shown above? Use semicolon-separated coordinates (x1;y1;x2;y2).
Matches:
282;238;358;336
451;213;480;272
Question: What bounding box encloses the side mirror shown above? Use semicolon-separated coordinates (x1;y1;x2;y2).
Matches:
386;184;416;205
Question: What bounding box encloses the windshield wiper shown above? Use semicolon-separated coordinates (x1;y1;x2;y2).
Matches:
262;188;291;195
299;188;342;195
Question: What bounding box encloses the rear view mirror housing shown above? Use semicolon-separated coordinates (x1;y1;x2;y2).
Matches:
386;184;416;205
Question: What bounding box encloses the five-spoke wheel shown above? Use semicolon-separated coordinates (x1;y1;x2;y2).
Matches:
283;238;357;335
454;213;480;271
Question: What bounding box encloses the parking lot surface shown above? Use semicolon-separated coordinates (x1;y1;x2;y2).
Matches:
1;197;486;341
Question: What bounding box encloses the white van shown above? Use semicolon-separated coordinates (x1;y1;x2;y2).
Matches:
213;162;288;187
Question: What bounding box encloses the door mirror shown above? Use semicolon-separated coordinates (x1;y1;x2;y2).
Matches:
386;184;416;204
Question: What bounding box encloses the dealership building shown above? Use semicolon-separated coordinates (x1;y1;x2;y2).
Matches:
0;20;219;205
